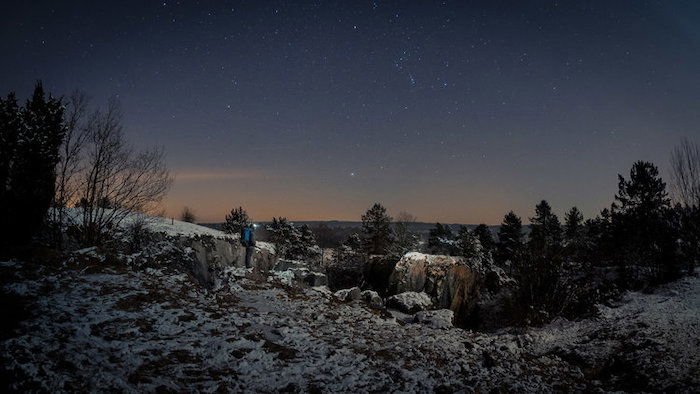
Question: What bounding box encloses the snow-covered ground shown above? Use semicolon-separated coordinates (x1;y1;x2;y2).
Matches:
1;256;698;392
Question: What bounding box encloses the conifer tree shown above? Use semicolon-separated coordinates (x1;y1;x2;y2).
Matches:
4;82;65;246
528;200;563;256
456;225;482;259
361;203;393;255
612;161;679;283
496;211;524;266
564;207;584;241
473;224;495;255
223;206;250;234
427;222;454;255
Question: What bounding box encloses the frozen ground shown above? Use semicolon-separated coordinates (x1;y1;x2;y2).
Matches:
1;257;698;392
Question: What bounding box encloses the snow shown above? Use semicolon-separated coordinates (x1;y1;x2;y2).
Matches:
1;254;698;392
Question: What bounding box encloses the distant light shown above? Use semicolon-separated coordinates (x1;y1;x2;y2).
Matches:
253;224;258;228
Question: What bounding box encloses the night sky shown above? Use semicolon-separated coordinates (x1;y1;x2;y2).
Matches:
2;1;699;223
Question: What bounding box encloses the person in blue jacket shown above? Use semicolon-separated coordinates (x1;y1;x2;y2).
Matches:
240;225;256;268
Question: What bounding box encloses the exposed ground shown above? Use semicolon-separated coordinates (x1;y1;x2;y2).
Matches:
1;253;698;393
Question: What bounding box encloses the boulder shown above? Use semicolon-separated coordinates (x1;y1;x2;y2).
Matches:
178;235;277;287
388;252;480;323
361;290;384;309
300;270;328;287
386;291;432;313
334;287;362;302
415;309;454;329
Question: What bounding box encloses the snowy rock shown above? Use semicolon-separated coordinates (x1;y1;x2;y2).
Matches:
415;309;454;329
299;271;328;287
361;290;384;308
274;259;306;271
388;252;480;322
386;291;432;313
334;287;362;302
181;235;277;286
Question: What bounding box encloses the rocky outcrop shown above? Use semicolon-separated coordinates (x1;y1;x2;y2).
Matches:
177;235;276;287
388;252;480;324
386;291;432;313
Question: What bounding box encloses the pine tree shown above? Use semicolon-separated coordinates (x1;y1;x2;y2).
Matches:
456;225;482;259
473;224;495;255
612;161;679;283
427;222;455;255
496;211;524;266
5;82;65;246
528;200;563;256
223;206;250;234
361;203;393;255
564;207;584;242
0;92;22;244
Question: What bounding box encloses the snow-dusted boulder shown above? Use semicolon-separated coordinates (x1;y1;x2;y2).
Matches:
386;291;432;313
334;287;362;302
388;252;480;323
415;309;454;329
298;270;328;287
361;290;384;309
177;235;276;287
274;259;305;271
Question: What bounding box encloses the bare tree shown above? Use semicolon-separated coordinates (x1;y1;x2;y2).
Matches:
180;206;196;223
671;138;700;208
52;92;90;247
392;210;418;256
78;98;172;245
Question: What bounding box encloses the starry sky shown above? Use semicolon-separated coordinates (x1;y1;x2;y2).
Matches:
2;1;699;223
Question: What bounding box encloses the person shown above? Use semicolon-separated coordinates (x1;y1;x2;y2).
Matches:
240;225;256;268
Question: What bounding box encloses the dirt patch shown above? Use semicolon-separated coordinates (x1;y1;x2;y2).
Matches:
262;340;298;360
114;291;169;312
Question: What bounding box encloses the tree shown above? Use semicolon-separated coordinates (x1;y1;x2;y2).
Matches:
267;218;319;260
671;138;700;209
76;98;172;246
612;161;679;284
0;92;21;247
528;200;563;256
392;211;418;256
427;222;455;255
51;92;90;248
180;206;196;223
2;82;66;247
496;211;524;267
564;207;584;242
456;225;482;259
670;139;700;275
361;203;393;255
295;224;321;260
473;224;495;255
223;206;250;234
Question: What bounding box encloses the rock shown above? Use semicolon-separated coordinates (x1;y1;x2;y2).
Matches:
361;290;384;308
386;291;432;313
301;271;328;287
388;252;480;323
334;287;362;302
414;309;454;329
179;235;277;287
274;259;306;271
